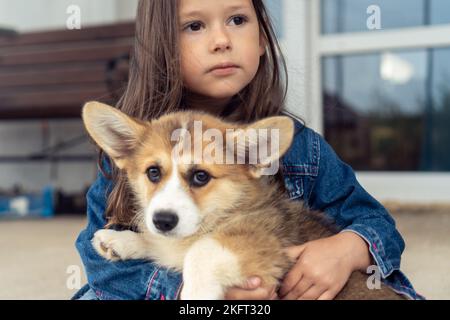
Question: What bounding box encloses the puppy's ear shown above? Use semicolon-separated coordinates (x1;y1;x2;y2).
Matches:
232;116;294;178
82;101;145;169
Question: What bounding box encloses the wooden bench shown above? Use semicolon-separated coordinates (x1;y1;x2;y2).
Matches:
0;22;134;119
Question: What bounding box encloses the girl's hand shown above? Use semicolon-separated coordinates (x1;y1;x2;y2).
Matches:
279;232;372;300
225;277;278;300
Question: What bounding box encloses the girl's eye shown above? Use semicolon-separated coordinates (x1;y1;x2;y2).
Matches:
183;16;247;32
191;170;211;187
147;166;161;183
230;15;247;26
186;22;203;32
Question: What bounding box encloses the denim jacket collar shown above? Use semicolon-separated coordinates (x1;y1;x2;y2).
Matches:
281;119;319;177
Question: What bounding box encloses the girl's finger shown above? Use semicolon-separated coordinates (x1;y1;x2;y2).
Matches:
279;268;303;297
284;244;307;260
298;285;328;300
317;290;337;300
225;286;273;300
238;276;261;290
281;278;313;300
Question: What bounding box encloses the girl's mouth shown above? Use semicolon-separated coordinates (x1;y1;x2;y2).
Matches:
208;62;239;76
210;66;239;76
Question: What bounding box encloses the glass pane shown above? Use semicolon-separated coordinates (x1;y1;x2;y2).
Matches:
264;0;284;39
321;0;450;34
322;48;450;171
430;48;450;170
431;0;450;25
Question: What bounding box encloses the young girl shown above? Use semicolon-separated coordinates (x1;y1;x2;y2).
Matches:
73;0;423;300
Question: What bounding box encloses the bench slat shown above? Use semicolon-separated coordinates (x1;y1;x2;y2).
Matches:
0;41;132;66
0;83;119;103
0;65;107;87
0;86;121;119
0;22;135;48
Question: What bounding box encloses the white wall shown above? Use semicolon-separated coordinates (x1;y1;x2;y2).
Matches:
357;172;450;205
280;0;311;124
0;0;138;194
0;0;138;32
0;120;98;193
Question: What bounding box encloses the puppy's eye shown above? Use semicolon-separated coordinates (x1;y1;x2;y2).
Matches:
191;170;211;187
147;166;161;183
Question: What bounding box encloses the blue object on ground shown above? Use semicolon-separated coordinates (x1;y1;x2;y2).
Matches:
0;185;54;219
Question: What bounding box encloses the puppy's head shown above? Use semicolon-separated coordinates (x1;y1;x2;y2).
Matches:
82;101;294;238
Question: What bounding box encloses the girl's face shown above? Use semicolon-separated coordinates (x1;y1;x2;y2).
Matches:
179;0;265;100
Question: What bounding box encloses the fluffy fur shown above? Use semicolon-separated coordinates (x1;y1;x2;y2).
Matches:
83;101;404;300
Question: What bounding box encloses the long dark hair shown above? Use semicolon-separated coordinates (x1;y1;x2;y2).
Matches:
99;0;289;226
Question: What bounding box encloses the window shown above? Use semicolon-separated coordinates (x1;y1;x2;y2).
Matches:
322;48;450;171
321;0;450;34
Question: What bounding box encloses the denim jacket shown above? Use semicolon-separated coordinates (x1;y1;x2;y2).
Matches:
73;118;424;300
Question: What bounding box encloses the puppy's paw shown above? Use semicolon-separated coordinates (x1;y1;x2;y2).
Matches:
92;229;129;261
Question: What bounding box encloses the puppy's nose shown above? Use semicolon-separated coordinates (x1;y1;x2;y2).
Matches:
152;210;179;232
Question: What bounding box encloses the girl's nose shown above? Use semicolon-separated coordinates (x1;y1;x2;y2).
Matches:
214;39;231;52
210;27;232;52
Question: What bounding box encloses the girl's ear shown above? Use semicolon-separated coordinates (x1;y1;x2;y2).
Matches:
82;101;146;169
259;32;267;57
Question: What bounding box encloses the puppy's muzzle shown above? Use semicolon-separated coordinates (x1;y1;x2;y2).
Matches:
152;210;179;232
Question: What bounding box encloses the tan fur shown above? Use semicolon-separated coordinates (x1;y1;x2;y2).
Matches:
82;101;405;300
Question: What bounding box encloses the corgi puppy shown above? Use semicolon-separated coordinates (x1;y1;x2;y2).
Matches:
82;101;404;300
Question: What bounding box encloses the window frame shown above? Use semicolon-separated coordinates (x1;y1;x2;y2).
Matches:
306;0;450;203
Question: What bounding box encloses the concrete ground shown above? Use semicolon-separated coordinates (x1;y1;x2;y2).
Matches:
392;209;450;299
0;210;448;300
0;216;87;300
